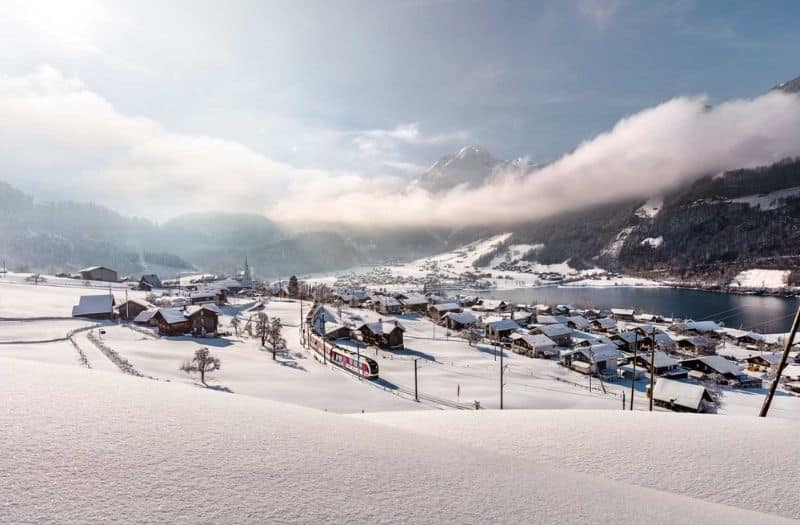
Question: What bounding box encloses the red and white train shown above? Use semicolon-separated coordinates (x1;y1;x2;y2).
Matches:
307;330;379;379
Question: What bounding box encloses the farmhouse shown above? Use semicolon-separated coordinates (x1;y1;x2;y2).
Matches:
152;308;192;336
116;299;151;321
591;317;617;332
441;311;478;331
560;344;621;379
745;352;782;370
427;302;462;323
138;274;163;291
681;355;760;388
650;379;714;413
510;333;558;358
484;318;521;341
186;304;221;336
79;266;118;283
610;308;636;321
373;296;402;315
398;293;429;312
358;320;405;349
630;351;688;378
532;323;572;346
72;294;116;320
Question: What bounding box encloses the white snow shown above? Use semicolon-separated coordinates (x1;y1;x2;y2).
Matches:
730;186;800;210
600;225;635;258
729;269;790;290
635;196;664;218
641;235;664;248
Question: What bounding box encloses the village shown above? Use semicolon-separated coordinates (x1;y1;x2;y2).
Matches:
3;260;800;416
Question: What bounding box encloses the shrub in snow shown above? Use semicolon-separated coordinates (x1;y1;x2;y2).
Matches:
180;347;221;385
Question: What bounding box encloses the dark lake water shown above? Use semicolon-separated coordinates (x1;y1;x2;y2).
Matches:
476;286;800;333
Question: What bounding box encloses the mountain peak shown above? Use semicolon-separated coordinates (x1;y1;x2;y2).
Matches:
773;74;800;94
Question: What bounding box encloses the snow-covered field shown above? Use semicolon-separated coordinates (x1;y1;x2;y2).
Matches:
729;269;790;290
3;357;798;524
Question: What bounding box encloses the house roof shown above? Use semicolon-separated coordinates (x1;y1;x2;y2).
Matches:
567;316;590;329
682;320;722;333
652;379;710;411
611;308;635;316
140;274;163;288
156;308;188;325
537;314;568;325
116;298;151;310
539;324;571;338
443;311;478;325
636;351;680;369
360;321;406;335
72;294;115;316
430;302;461;312
399;294;428;306
681;355;742;376
133;308;158;323
613;331;640;344
745;352;782;366
79;266;114;273
486;319;521;331
377;296;402;307
738;331;766;342
185;304;222;317
563;343;621;362
593;317;617;329
512;333;556;348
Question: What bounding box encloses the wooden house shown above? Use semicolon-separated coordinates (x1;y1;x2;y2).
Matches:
138;274;163;291
560;344;621;379
745;352;782;371
591;317;617;333
510;333;558;358
152;308;191;336
536;314;568;325
533;323;572;346
484;319;521;341
650;379;714;413
398;293;429;313
116;299;151;321
358;320;405;349
566;315;590;331
427;303;462;323
186;304;221;336
610;308;636;321
441;311;478;331
72;294;116;320
373;296;403;315
630;351;687;378
78;266;118;283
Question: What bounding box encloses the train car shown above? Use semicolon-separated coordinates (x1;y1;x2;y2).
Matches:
307;331;379;379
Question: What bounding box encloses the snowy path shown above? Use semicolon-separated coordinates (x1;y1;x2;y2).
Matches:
72;331;122;373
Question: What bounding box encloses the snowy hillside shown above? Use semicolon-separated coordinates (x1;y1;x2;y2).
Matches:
2;357;797;524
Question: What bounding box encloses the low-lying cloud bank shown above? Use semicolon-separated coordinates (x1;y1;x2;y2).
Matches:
2;66;800;227
271;91;800;226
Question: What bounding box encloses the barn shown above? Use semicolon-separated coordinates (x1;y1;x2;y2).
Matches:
72;294;116;320
138;274;164;291
79;266;118;283
116;299;152;321
358;321;405;349
186;304;221;336
152;308;192;336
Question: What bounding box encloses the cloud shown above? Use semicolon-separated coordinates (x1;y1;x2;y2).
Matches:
349;123;470;157
270;90;800;227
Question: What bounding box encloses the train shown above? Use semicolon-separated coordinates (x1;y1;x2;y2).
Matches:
307;330;379;380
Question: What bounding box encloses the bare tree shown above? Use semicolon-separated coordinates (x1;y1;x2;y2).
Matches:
256;313;269;347
180;347;221;385
266;317;286;360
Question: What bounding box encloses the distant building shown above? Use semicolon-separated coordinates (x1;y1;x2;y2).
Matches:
138;274;163;291
427;303;462;323
116;299;152;321
441;311;478;331
510;333;558;358
79;266;118;283
650;378;714;413
72;294;116;320
560;344;621;379
610;308;636;321
484;319;520;341
152;308;192;336
358;320;405;349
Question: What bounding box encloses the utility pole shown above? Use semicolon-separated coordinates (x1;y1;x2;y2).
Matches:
630;332;637;410
500;344;504;410
414;359;419;402
299;299;304;347
649;327;656;411
622;391;626;410
760;305;800;417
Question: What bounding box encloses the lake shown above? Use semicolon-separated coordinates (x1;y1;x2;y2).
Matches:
476;286;800;333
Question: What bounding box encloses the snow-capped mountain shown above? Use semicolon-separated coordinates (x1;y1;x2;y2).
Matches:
775;74;800;94
413;145;537;192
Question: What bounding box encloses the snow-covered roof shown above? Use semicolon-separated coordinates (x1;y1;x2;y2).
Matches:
429;302;461;312
567;316;590;329
652;379;709;411
613;331;640;344
443;311;477;325
593;317;617;329
539;324;571;338
399;294;428;306
360;321;405;335
537;314;568;325
376;296;402;307
486;319;520;331
611;308;635;316
72;294;115;316
746;352;782;366
185;304;222;317
564;344;621;363
116;298;151;310
156;308;188;324
637;351;680;369
682;320;722;333
682;355;742;376
512;333;556;348
133;308;158;323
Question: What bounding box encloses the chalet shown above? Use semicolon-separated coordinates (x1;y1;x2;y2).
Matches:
610;331;649;352
309;305;341;336
572;330;615;348
650;379;714;413
79;266;118;283
533;324;572;346
115;299;151;321
373;296;402;315
473;299;509;313
582;308;601;320
635;313;666;323
138;274;163;291
680;355;759;387
152;308;192;336
427;303;462;323
675;336;716;356
673;320;722;338
554;304;574;315
736;332;766;346
536;314;568;325
441;311;478;331
566;315;590;330
610;308;635;321
745;352;783;371
72;294;116;320
510;311;534;327
484;319;521;341
630;351;688;378
358;320;405;349
322;323;355;340
133;308;158;325
398;293;429;313
510;333;558;358
186;304;221;336
189;289;224;306
560;344;621;379
533;304;552;315
591;317;617;333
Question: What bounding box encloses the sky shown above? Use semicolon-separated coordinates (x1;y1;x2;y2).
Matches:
0;0;799;225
